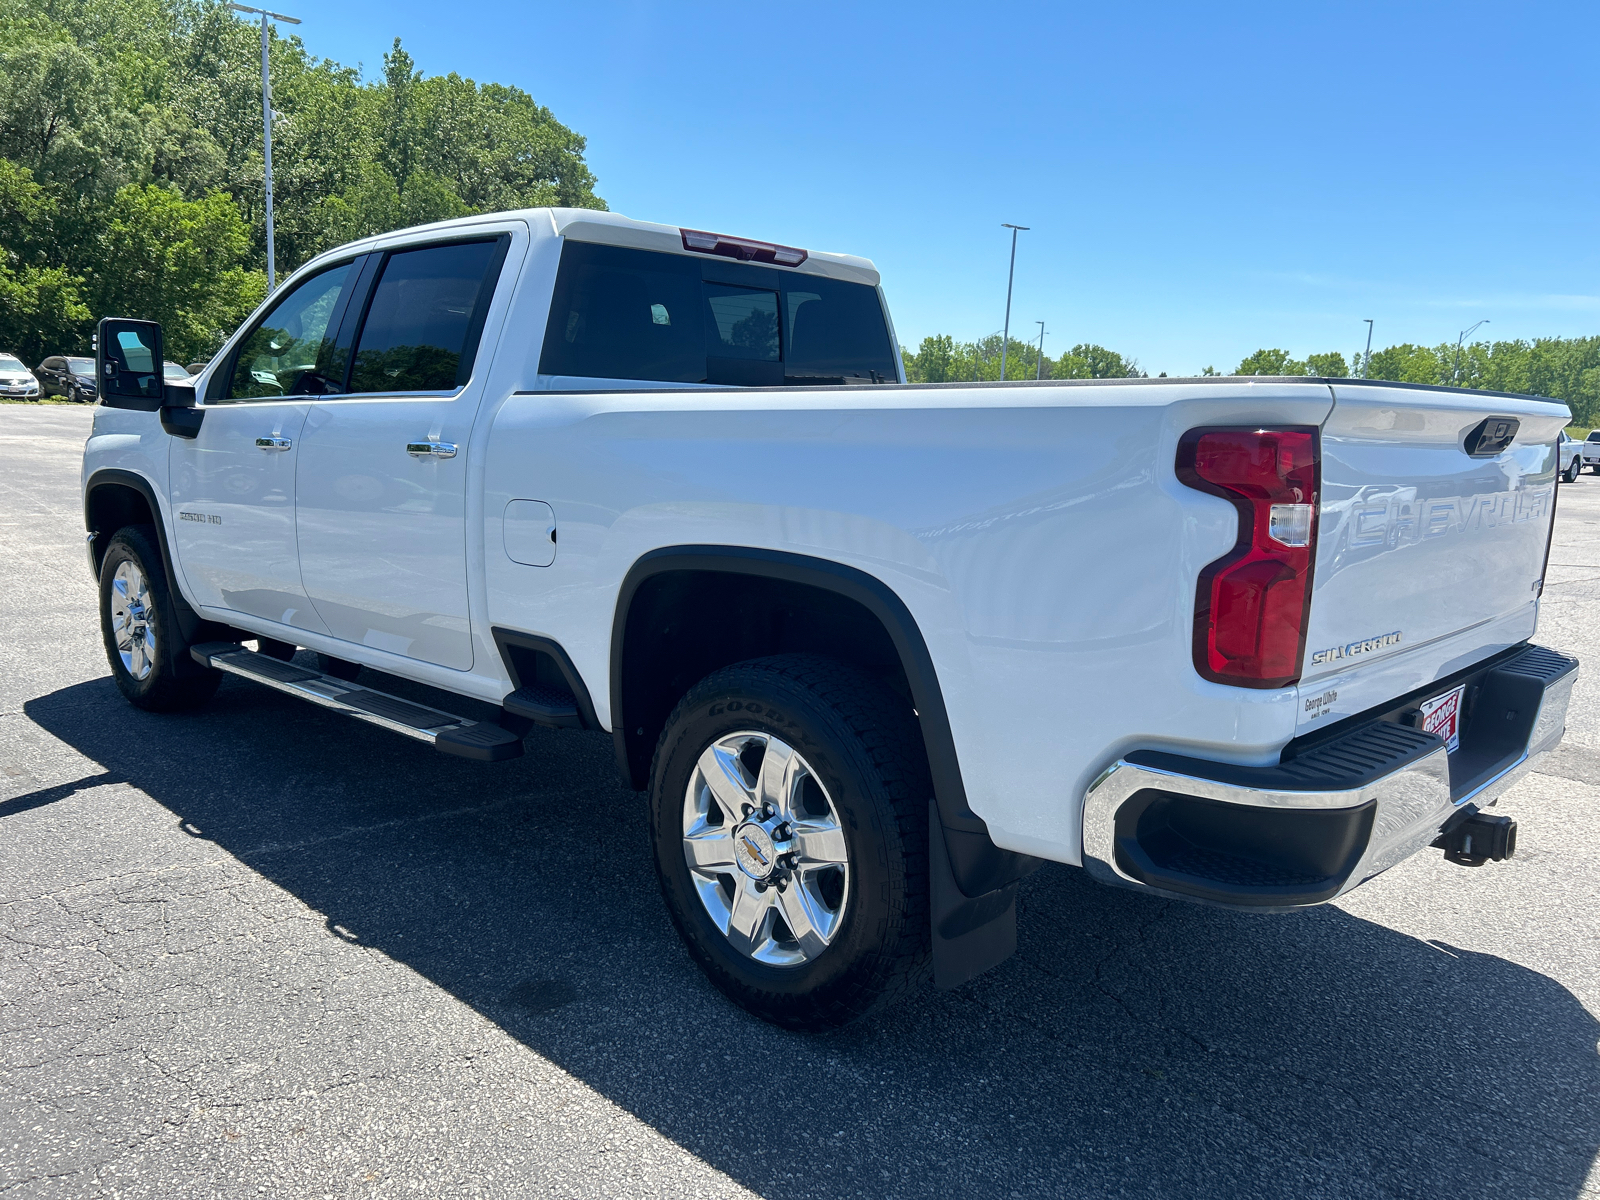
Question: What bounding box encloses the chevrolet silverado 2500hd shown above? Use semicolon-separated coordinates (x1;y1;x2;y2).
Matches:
82;208;1579;1029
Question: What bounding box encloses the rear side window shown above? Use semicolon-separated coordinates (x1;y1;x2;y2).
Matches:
539;241;896;386
349;240;504;393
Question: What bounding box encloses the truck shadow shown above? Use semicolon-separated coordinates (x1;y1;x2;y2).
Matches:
21;670;1600;1200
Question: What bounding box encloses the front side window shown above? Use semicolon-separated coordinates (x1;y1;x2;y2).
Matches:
348;240;502;393
227;262;354;400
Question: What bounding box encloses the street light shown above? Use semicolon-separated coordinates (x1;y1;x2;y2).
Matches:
1035;320;1046;380
999;223;1029;381
1452;319;1489;384
229;2;301;293
1361;318;1374;379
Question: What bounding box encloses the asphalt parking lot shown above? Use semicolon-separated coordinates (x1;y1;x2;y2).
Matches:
1;402;1597;1199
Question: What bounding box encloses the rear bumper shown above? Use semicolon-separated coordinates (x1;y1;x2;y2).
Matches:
1081;643;1578;911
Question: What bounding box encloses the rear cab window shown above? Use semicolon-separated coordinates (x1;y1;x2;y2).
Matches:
538;241;897;387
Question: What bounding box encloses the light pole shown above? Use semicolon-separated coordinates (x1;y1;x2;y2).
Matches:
1035;321;1046;380
230;3;301;293
1452;319;1489;384
999;223;1028;380
1361;318;1374;378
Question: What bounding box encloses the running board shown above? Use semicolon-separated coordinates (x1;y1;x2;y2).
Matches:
190;642;524;762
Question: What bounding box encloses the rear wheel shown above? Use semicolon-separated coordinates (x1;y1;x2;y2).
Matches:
649;655;929;1030
98;525;220;711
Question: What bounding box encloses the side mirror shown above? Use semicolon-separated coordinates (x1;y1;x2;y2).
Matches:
96;318;165;411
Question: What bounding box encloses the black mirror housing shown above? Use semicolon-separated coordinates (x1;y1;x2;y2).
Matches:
96;318;166;411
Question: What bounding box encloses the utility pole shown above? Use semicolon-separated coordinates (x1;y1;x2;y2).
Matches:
230;3;301;293
1035;321;1046;380
999;223;1028;380
1361;318;1374;379
1452;319;1489;384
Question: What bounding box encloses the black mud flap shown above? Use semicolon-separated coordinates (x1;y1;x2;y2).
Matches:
929;800;1021;989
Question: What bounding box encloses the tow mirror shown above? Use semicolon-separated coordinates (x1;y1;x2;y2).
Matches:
96;318;166;411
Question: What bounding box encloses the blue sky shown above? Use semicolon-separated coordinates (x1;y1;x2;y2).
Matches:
298;0;1600;376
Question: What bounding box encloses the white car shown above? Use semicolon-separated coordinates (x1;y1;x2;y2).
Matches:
1559;429;1584;481
0;353;40;399
79;208;1580;1028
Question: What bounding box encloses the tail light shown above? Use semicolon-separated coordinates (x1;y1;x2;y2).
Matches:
1176;427;1319;689
680;228;808;267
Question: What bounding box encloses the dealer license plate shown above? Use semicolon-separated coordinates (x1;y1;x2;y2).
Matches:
1419;683;1466;753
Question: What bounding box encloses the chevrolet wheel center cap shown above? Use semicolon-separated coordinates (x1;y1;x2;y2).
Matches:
734;823;777;880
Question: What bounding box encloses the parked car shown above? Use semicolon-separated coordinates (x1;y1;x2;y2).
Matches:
1559;429;1584;481
82;208;1579;1029
1584;430;1600;474
35;355;97;402
0;353;40;399
164;361;193;385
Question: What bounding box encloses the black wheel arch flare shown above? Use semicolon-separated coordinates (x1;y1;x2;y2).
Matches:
609;544;1040;898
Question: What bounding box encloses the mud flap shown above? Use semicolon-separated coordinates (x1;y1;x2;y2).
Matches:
929;800;1020;989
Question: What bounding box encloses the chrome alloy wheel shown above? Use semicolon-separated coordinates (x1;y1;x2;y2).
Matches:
110;560;155;681
682;731;851;966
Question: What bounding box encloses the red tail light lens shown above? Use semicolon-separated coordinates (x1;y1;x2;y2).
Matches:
1176;427;1320;689
680;228;808;267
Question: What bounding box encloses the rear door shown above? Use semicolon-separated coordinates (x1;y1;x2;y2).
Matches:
295;231;517;670
1297;383;1568;727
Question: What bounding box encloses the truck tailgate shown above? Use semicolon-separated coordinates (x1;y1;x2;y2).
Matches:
1297;382;1569;732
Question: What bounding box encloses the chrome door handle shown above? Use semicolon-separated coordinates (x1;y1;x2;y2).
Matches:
255;436;292;451
406;441;458;459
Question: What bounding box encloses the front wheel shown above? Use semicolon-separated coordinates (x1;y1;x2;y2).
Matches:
1567;458;1582;483
98;525;220;711
649;655;930;1030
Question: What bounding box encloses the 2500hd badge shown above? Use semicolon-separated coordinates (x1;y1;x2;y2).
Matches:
1310;630;1402;667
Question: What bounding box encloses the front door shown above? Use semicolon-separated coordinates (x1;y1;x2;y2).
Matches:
168;258;360;633
296;236;510;671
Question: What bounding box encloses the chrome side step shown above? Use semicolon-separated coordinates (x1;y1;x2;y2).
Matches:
190;642;524;762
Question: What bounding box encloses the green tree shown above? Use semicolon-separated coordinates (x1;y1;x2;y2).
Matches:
1066;343;1142;378
906;334;957;382
1236;348;1307;376
1365;343;1444;385
1306;351;1348;377
89;185;266;362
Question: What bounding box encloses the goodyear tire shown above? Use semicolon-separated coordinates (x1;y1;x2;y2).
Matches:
649;654;929;1030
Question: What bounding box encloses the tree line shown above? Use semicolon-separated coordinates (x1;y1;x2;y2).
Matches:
903;334;1600;423
0;0;604;363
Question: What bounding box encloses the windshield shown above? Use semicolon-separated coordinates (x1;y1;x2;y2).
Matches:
164;362;190;380
66;357;93;375
0;355;25;372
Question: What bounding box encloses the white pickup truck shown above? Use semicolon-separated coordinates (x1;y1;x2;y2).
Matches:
82;208;1579;1029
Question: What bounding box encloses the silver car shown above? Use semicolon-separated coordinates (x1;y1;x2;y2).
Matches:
0;353;40;400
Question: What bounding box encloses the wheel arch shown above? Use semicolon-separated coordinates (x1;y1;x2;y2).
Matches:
609;545;1038;896
84;468;216;643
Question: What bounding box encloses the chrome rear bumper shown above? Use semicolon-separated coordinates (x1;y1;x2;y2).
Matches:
1081;644;1578;910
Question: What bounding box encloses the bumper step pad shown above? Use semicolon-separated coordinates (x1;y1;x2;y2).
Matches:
190;642;524;762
